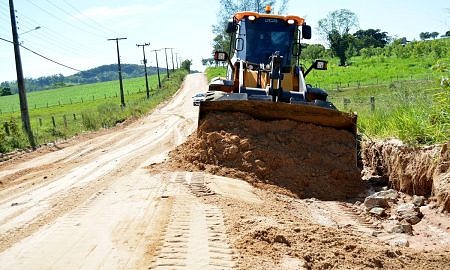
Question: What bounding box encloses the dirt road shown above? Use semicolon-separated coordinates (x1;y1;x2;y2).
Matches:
0;74;237;269
1;73;449;269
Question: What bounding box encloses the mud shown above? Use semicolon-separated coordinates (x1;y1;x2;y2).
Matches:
362;139;450;211
166;111;362;200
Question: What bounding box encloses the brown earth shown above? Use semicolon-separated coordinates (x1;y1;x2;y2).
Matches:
202;188;450;270
166;111;363;200
362;139;450;211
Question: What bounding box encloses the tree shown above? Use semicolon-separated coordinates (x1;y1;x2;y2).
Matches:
419;32;431;40
0;87;12;96
212;0;289;55
301;44;327;60
318;9;359;66
430;31;439;39
181;59;192;72
353;29;390;52
443;30;450;37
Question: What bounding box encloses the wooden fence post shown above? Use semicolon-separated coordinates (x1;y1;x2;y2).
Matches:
51;116;56;128
3;122;9;135
73;113;76;120
38;118;42;127
370;96;375;112
343;98;351;109
63;115;67;128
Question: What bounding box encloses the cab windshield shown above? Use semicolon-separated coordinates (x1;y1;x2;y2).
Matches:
244;18;295;66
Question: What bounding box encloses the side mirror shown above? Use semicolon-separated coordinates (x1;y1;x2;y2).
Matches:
304;59;328;77
302;24;311;40
214;51;229;62
313;59;327;70
225;21;235;33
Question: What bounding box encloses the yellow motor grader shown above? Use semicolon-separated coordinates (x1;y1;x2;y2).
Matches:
199;6;357;135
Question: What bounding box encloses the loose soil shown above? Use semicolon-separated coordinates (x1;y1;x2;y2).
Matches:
155;108;450;269
166;111;363;200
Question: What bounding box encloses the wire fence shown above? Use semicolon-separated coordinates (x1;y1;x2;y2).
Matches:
310;73;437;92
0;88;154;114
328;87;441;112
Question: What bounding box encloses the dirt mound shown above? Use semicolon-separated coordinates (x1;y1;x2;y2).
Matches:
167;112;362;200
362;140;450;211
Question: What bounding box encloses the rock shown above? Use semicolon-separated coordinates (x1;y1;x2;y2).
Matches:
354;201;362;206
391;221;413;235
412;195;425;207
373;189;398;202
396;203;423;225
369;207;386;216
364;196;389;210
389;238;410;247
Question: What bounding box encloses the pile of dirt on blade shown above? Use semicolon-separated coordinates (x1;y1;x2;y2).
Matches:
168;111;362;200
362;139;450;211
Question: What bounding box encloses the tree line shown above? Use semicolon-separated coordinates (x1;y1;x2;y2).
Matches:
0;64;167;95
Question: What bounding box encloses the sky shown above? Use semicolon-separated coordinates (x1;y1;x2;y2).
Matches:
0;0;448;82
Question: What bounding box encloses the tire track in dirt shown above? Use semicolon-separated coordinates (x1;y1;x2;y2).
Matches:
150;172;236;270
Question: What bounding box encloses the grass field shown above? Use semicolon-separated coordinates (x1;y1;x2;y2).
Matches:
303;56;441;90
0;70;187;152
0;75;162;114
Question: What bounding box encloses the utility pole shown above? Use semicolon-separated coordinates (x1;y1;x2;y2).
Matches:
136;42;150;99
170;48;175;72
9;0;36;149
151;49;162;88
163;48;170;78
175;53;179;69
108;37;127;107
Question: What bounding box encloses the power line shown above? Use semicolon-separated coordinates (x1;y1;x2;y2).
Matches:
25;0;101;38
44;0;111;37
0;36;81;71
15;10;106;55
61;0;116;36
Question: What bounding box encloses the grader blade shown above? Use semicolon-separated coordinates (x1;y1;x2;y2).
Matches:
198;100;357;136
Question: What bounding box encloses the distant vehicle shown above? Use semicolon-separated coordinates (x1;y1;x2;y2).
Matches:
192;92;206;106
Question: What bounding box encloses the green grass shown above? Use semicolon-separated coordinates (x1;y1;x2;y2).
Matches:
205;66;228;81
303;56;441;90
0;75;162;113
0;70;188;153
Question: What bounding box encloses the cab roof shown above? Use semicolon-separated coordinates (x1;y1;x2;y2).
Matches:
234;11;305;25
